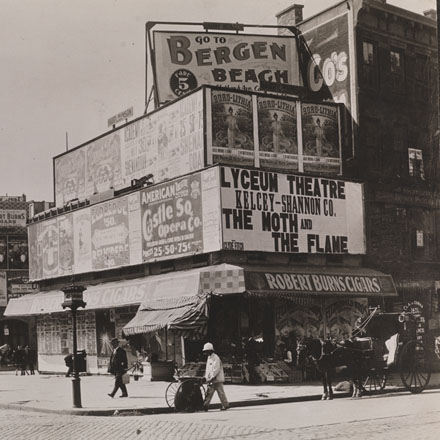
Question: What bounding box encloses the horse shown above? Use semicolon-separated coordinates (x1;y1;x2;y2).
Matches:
297;338;371;400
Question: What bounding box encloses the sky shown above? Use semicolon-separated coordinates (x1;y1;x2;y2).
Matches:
0;0;436;202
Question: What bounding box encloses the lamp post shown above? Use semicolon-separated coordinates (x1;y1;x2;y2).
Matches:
61;284;86;408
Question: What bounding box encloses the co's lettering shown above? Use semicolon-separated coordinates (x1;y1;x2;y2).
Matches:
308;51;348;92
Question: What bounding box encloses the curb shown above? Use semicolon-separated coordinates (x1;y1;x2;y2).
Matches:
0;385;438;417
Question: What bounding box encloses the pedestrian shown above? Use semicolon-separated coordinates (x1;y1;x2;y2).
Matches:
202;342;229;411
64;353;73;377
24;346;35;375
107;337;128;398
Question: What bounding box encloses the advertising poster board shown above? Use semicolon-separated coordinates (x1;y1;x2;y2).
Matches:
220;166;365;254
141;173;205;262
7;238;28;270
301;103;340;174
28;223;43;280
54;90;205;207
257;97;298;171
0;209;27;228
128;193;143;266
73;209;92;274
91;196;130;270
0;271;6;307
41;219;59;278
153;31;299;104
211;90;254;166
54;148;86;206
58;214;74;276
0;237;7;270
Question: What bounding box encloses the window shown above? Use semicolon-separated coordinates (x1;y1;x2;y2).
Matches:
361;41;378;88
411;210;436;261
363;42;375;65
408;148;425;180
390;50;402;74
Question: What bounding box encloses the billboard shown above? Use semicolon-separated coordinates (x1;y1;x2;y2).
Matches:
211;90;254;167
29;167;221;280
140;168;221;262
0;209;27;228
220;166;365;254
54;89;205;207
153;31;300;104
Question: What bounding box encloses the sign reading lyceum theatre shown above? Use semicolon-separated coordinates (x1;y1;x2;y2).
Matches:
220;166;365;254
153;32;300;104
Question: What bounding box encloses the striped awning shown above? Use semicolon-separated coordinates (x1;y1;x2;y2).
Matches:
123;294;208;336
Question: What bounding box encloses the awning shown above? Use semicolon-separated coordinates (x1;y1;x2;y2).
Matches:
4;263;245;317
244;266;397;299
123;294;208;337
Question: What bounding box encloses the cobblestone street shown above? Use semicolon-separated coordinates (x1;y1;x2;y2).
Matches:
2;390;439;440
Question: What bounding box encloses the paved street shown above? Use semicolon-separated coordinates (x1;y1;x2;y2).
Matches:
1;389;439;439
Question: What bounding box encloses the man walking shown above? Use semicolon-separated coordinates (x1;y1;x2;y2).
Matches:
107;338;128;398
202;342;229;411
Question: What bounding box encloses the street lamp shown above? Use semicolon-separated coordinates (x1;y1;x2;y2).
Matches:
61;284;87;408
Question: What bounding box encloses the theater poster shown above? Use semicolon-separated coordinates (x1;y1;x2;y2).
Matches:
58;214;74;276
301;103;341;174
210;90;254;167
41;219;59;278
73;209;92;274
257;97;298;171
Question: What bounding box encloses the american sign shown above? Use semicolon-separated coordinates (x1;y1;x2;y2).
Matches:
153;31;300;104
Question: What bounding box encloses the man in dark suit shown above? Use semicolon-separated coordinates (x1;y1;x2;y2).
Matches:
107;338;128;398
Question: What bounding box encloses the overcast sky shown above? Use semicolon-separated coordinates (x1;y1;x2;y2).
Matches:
0;0;436;202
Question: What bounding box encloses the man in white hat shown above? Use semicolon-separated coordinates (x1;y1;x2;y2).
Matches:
202;342;229;411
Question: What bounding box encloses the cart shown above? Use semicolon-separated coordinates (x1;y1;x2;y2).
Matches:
355;310;432;395
165;376;206;411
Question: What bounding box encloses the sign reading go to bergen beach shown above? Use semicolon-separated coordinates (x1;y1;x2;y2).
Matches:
220;166;365;254
153;32;299;104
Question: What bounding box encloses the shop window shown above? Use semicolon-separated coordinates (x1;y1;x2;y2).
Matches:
408;148;425;180
361;41;378;88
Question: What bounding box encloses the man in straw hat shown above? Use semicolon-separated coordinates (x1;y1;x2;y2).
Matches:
202;342;229;411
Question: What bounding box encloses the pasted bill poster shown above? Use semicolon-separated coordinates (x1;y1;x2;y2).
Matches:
73;208;92;274
91;196;130;270
0;237;7;270
85;134;123;196
141;173;204;262
301;103;340;174
54;148;86;207
220;166;365;255
128;192;142;266
0;271;7;307
257;97;298;171
58;214;74;276
41;219;59;278
28;222;43;280
153;31;299;104
211;90;254;167
7;238;28;270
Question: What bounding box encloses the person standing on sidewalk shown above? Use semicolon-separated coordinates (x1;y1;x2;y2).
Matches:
202;342;229;411
107;338;128;398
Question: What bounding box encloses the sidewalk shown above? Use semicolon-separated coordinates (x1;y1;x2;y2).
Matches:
1;371;439;416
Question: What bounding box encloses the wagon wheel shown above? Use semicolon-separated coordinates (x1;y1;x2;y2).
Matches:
174;378;207;411
165;380;180;408
362;369;387;395
399;340;431;394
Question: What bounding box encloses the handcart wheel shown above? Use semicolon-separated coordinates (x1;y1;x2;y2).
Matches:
362;369;387;395
174;378;207;412
399;340;431;394
165;380;180;408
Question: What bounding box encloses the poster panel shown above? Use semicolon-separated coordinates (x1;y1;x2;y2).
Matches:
91;196;130;270
211;90;254;166
220;166;365;254
141;173;204;262
28;223;44;280
257;97;298;170
58;214;74;276
85;134;123;196
41;219;59;278
54;148;86;207
128;193;143;266
0;237;7;270
153;31;299;104
0;209;27;228
0;271;6;307
73;208;92;274
301;103;340;174
7;238;28;270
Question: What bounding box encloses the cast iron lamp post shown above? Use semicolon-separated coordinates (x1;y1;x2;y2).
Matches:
61;284;87;408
